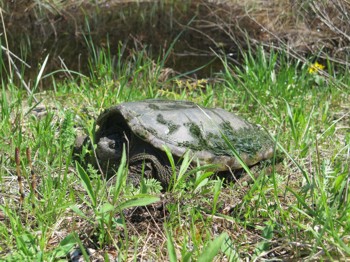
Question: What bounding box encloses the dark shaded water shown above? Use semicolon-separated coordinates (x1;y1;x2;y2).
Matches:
1;1;260;88
2;0;343;89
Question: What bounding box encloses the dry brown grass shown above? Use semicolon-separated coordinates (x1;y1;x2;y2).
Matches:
195;0;350;65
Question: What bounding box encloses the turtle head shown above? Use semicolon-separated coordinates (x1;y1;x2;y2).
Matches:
96;134;123;163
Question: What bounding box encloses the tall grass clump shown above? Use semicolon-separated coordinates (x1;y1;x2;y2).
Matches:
81;32;168;109
217;46;350;259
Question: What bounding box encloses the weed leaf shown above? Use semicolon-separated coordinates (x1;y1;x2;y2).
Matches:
98;203;114;214
197;233;228;262
117;195;160;211
69;205;92;222
52;233;77;258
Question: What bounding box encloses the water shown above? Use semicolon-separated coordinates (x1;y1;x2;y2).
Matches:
1;1;246;87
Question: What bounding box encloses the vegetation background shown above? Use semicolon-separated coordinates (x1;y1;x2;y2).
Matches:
0;0;349;261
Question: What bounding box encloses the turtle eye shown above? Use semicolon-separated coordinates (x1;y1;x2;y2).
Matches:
108;141;116;149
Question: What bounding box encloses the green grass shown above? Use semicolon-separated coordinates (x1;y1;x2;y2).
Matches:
0;39;349;261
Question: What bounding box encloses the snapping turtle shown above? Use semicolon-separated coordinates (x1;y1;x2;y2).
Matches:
86;99;274;188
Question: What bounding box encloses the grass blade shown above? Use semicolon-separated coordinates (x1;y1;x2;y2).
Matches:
34;54;49;91
165;227;177;262
112;145;127;204
75;161;96;208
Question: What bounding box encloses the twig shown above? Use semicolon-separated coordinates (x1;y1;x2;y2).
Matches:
26;147;38;199
5;49;38;103
58;56;74;80
0;46;31;68
15;147;25;205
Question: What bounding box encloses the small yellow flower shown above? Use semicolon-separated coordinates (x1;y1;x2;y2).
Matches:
308;62;325;74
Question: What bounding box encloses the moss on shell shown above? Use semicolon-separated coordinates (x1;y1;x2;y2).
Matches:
148;103;160;110
156;114;180;134
180;120;273;157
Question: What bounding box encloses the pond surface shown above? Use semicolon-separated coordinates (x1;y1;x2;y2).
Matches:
2;0;342;89
3;1;249;87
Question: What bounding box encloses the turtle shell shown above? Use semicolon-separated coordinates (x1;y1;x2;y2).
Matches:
96;99;274;170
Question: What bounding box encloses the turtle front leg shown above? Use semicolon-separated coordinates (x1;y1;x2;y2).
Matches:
128;153;173;189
